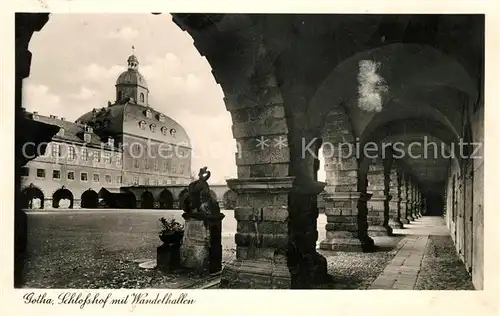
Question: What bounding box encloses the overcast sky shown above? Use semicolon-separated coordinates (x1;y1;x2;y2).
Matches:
24;13;327;184
23;13;240;184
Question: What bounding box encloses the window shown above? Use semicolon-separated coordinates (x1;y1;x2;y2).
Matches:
170;128;176;137
145;110;152;119
108;137;114;147
150;124;156;132
81;148;88;161
154;179;159;186
84;133;91;143
52;144;61;158
159;115;165;123
172;164;176;173
144;178;150;185
171;178;177;184
154;160;159;171
133;177;139;185
104;152;111;164
140;92;145;102
117;175;122;184
81;172;88;182
21;167;29;177
133;144;141;155
162;161;168;172
161;126;167;135
36;169;45;178
93;173;100;183
145;159;150;169
139;120;146;129
105;174;112;184
67;171;75;180
58;128;65;137
134;159;139;169
52;170;61;180
163;179;169;185
93;150;100;163
116;154;122;166
179;163;184;174
68;146;76;160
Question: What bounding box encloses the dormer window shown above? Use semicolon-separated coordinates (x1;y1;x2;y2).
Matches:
158;114;165;122
140;93;145;103
58;128;65;137
161;126;167;135
150;124;156;132
84;133;91;143
145;109;152;119
139;120;146;129
32;111;39;119
108;137;114;147
170;128;176;137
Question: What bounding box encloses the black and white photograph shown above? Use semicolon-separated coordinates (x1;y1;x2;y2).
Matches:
3;2;497;313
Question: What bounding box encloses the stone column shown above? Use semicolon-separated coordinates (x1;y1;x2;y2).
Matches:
399;172;410;225
367;163;392;236
388;166;404;229
407;180;415;222
320;153;374;252
413;185;421;219
221;177;293;289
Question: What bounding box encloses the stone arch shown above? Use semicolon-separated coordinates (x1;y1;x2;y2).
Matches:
140;190;154;209
52;187;74;209
178;188;188;210
308;43;478;139
81;189;98;208
159;189;174;209
222;190;237;209
21;184;45;209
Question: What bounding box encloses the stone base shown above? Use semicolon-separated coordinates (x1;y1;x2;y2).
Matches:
220;259;291;289
368;225;392;236
157;244;181;272
408;214;415;221
388;218;404;229
401;218;410;224
320;232;375;252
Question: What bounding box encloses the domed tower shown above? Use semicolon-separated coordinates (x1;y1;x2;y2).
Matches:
115;53;149;106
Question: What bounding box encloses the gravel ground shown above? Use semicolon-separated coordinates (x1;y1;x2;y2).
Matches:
316;236;404;289
415;235;474;290
22;210;237;289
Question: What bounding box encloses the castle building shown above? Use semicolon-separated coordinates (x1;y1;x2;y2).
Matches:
21;53;193;209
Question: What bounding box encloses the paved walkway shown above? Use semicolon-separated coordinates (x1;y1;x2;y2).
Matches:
369;216;456;290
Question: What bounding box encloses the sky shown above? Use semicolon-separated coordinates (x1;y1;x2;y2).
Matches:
23;13;239;184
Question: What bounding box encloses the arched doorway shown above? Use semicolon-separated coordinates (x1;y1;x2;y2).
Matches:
140;190;154;209
22;184;44;209
159;189;174;209
178;188;188;210
52;187;74;208
222;190;237;210
81;189;98;208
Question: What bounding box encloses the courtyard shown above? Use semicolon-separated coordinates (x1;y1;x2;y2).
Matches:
20;210;473;290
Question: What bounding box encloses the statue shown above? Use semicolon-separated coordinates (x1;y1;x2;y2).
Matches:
182;167;219;214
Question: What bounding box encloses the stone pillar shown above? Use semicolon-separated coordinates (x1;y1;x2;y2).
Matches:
367;163;392;236
180;212;225;275
320;154;374;252
413;185;421;219
399;172;410;225
221;177;293;289
407;180;415;222
388;166;404;229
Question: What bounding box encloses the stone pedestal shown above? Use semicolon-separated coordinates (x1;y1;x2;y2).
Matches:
180;212;225;275
320;192;375;252
157;242;181;272
220;177;293;289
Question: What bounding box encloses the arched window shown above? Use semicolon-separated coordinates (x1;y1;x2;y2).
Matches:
170;128;176;137
140;93;145;103
150;124;156;132
161;126;167;135
145;109;152;119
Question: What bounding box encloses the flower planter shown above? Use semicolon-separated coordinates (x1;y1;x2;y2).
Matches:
159;231;184;245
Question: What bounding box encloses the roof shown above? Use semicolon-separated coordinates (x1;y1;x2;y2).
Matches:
116;69;148;89
26;111;119;150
